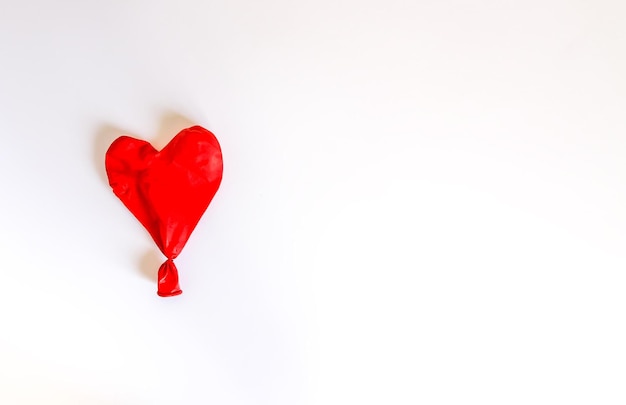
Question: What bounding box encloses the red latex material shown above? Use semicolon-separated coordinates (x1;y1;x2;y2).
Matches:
158;260;181;297
105;125;223;297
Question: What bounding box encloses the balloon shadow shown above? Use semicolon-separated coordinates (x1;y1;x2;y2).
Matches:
93;124;134;185
138;249;162;282
152;111;196;150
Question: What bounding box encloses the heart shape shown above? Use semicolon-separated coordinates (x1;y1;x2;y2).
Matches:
105;125;223;297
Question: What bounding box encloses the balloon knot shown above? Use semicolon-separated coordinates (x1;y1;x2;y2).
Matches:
157;259;182;297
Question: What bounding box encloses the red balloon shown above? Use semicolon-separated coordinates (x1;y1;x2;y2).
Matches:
105;125;223;297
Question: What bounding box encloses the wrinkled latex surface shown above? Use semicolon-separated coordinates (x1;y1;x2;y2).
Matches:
105;125;223;297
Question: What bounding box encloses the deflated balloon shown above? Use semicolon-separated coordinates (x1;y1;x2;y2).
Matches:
105;125;223;297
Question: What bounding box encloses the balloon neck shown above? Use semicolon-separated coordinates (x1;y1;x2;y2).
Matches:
157;259;182;297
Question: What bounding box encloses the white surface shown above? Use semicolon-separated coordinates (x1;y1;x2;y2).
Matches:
1;0;626;403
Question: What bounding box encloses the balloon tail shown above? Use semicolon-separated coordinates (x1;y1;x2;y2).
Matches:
157;259;182;297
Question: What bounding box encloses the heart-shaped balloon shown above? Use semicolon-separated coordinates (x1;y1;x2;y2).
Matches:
105;125;223;297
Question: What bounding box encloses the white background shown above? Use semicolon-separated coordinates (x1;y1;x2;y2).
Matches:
1;0;626;403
